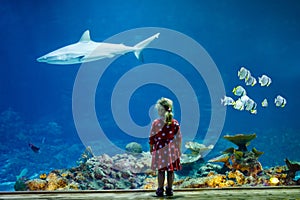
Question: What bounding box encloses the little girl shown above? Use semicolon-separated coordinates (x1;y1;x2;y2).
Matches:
149;97;182;197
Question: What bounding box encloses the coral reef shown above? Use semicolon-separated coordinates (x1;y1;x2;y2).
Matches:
25;172;68;191
0;108;84;191
209;133;263;177
11;133;300;191
19;151;300;191
22;150;151;191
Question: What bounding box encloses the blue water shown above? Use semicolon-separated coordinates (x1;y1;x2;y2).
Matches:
1;0;300;191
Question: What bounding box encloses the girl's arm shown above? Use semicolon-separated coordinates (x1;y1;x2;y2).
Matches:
150;144;154;153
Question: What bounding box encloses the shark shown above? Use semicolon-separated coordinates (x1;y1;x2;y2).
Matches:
36;30;160;65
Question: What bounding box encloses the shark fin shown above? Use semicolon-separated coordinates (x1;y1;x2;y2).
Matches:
76;55;85;61
79;30;91;42
133;33;160;61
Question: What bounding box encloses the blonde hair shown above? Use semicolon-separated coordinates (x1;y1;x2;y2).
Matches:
156;97;173;125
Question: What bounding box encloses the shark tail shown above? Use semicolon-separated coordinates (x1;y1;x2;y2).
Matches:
134;33;160;61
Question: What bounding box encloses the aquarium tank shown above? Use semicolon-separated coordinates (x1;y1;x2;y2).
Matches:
0;0;300;192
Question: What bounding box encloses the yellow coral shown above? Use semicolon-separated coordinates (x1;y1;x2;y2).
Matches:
27;179;47;190
39;173;47;180
61;173;69;178
143;177;157;189
225;180;235;187
206;174;227;188
207;171;215;177
228;170;245;185
274;166;285;173
280;173;287;179
269;177;279;186
68;183;79;190
46;177;67;190
43;172;68;190
143;183;155;189
46;173;57;181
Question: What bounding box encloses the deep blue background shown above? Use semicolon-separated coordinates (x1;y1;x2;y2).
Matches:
0;0;300;190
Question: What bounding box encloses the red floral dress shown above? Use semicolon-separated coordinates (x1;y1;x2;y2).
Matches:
149;118;182;171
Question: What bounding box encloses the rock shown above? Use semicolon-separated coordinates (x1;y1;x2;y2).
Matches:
125;142;143;154
14;177;28;191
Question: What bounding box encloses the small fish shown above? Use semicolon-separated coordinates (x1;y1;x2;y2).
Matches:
258;75;272;87
29;143;40;153
245;76;257;86
245;98;257;114
233;98;244;110
240;95;250;104
261;98;268;107
237;67;251;81
232;86;247;96
274;95;287;107
221;96;235;106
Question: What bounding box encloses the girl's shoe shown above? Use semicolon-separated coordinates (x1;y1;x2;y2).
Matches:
165;187;173;196
156;187;164;197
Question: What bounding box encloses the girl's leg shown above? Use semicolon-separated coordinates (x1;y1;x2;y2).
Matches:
156;171;165;196
166;171;174;188
166;171;174;196
158;170;165;188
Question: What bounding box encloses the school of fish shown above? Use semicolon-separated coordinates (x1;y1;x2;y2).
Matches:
221;66;287;114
